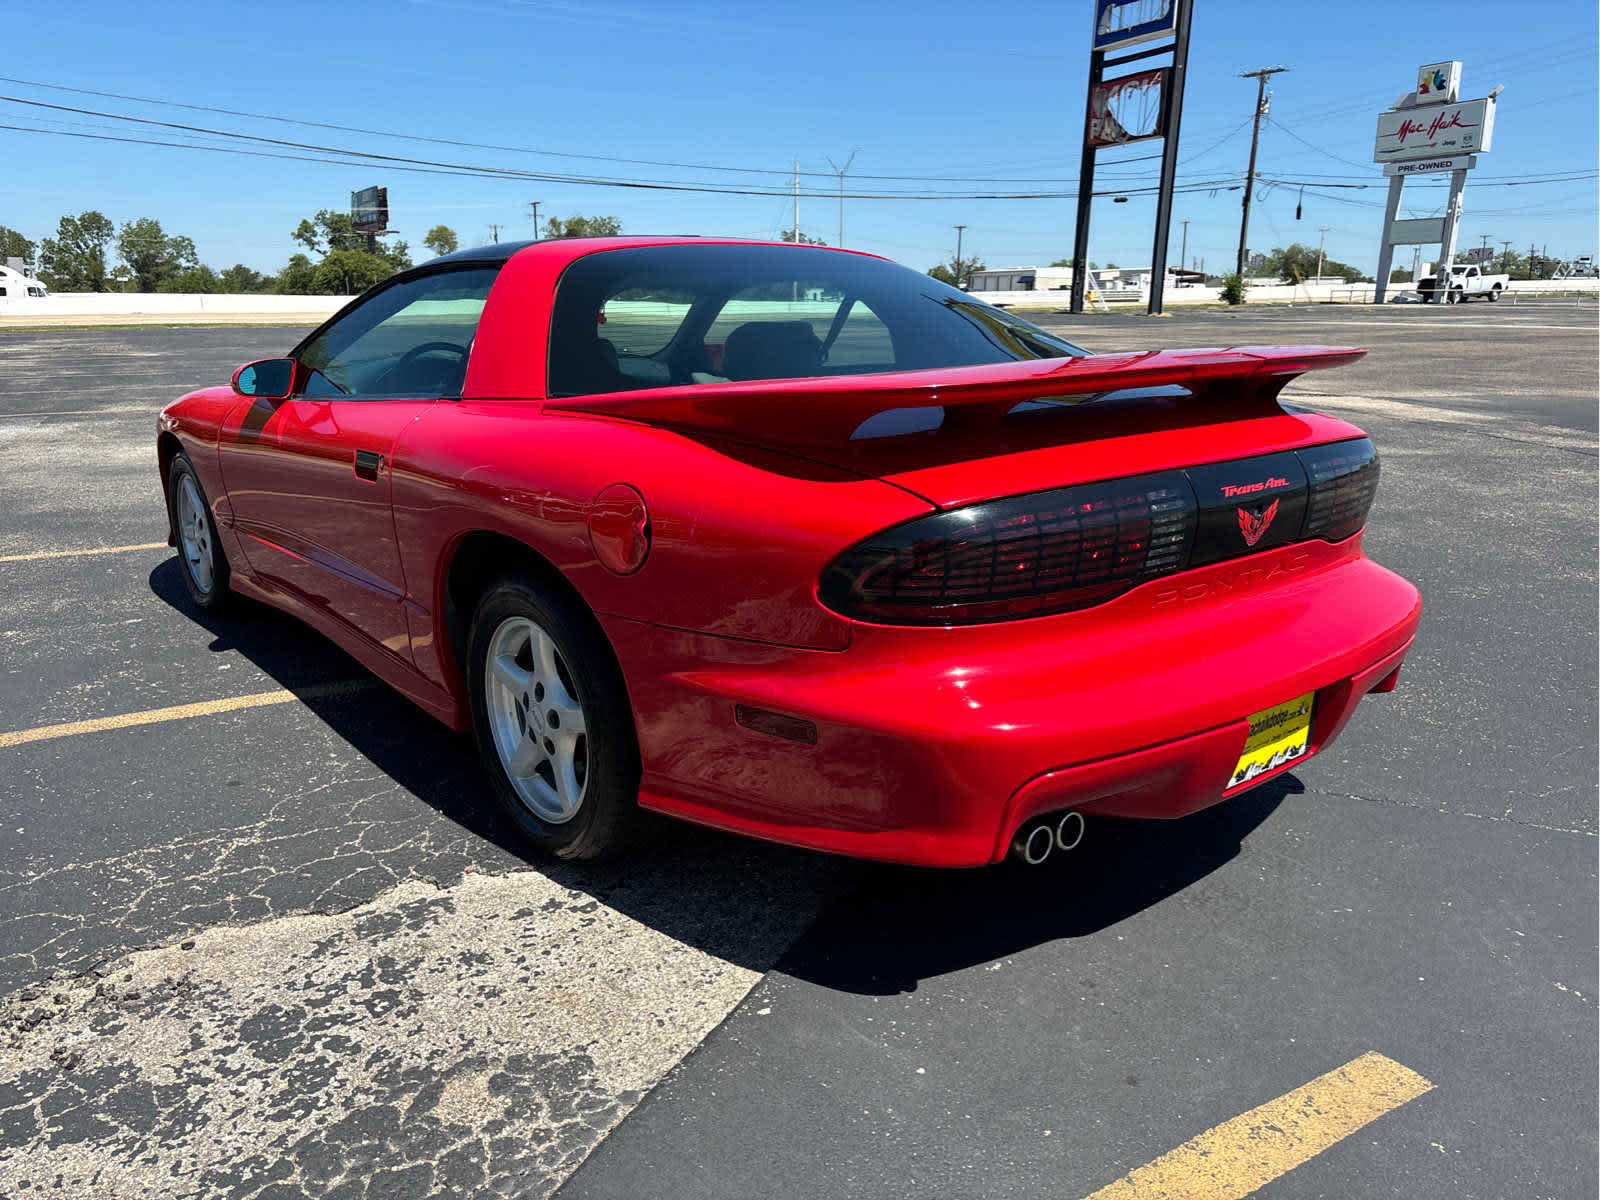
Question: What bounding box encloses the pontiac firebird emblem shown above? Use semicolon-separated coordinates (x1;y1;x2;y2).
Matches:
1237;499;1280;547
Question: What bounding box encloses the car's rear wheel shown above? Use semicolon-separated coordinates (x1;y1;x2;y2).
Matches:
467;575;640;859
168;451;230;610
1488;287;1500;302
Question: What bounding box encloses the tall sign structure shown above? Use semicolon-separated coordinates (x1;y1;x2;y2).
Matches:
1372;64;1499;303
351;186;390;253
1070;0;1193;316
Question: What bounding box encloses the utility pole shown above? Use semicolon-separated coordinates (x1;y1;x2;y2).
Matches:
1179;219;1189;277
528;201;541;237
824;150;859;248
1316;226;1331;283
1479;233;1492;262
487;223;502;244
954;224;966;284
792;159;800;242
1235;66;1288;279
1500;239;1513;273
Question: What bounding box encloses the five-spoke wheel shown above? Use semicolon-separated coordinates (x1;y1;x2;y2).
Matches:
467;574;640;859
167;451;229;609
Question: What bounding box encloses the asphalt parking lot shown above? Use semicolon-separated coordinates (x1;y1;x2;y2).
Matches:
0;298;1594;1199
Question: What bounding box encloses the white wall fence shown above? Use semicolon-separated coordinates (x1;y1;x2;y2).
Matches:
2;279;1594;322
0;292;350;319
974;277;1599;309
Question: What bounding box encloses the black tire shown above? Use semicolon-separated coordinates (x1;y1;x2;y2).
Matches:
1488;287;1500;302
466;574;640;860
1447;288;1463;305
167;451;230;610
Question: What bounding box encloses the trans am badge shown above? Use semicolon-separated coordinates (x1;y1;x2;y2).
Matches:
1237;498;1280;547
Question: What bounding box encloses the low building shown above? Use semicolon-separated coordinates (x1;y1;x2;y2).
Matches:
0;258;48;303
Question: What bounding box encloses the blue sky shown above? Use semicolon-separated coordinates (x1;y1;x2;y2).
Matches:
2;0;1595;277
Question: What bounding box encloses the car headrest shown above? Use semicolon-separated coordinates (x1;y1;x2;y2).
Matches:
721;320;823;382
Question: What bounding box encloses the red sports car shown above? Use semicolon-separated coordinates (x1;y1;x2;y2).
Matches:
157;237;1419;867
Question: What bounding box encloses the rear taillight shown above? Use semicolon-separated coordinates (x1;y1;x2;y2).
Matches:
818;471;1195;624
1300;439;1379;542
819;438;1380;626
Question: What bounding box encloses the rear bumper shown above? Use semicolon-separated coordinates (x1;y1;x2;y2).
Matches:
603;536;1421;868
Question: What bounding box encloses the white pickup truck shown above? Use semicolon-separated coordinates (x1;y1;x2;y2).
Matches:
1417;263;1509;303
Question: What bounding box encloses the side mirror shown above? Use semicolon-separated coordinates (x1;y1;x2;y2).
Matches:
232;358;296;400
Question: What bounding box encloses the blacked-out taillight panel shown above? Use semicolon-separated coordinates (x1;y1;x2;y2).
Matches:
820;438;1379;625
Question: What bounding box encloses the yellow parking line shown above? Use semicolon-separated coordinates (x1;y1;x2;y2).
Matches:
1083;1052;1434;1200
0;681;373;749
0;542;168;563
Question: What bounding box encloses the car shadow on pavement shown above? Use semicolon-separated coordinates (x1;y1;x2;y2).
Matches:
150;557;1290;986
147;557;847;973
775;782;1294;995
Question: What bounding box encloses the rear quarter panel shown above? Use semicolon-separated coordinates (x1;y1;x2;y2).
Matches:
388;405;934;694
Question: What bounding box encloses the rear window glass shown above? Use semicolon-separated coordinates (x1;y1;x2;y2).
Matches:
548;243;1087;398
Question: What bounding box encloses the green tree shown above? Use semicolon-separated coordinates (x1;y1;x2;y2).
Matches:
0;225;36;263
423;225;459;256
1389;267;1413;283
314;249;394;295
1264;243;1364;284
275;253;319;295
376;240;412;272
292;209;365;256
116;218;200;292
1219;273;1248;305
158;264;221;293
39;211;116;292
218;263;269;293
927;255;985;289
543;215;622;239
1047;258;1098;269
780;230;827;245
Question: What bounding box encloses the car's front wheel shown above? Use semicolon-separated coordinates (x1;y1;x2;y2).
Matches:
467;575;640;860
167;451;230;610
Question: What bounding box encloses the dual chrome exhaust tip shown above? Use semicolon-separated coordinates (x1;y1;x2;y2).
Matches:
1012;810;1086;865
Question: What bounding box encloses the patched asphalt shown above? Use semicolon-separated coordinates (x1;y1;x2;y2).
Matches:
0;300;1595;1199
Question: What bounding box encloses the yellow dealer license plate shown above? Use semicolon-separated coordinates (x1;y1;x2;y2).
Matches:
1227;692;1314;792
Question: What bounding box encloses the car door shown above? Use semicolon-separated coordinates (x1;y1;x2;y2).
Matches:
217;265;500;660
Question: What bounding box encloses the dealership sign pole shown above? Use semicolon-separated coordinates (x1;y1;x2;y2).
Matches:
1069;0;1192;316
1371;63;1498;303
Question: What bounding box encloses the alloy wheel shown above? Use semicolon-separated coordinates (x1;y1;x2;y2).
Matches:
483;615;590;824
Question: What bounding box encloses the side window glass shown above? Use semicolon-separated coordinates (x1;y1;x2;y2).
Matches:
296;266;499;398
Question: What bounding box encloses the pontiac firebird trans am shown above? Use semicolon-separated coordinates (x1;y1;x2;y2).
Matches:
156;238;1420;867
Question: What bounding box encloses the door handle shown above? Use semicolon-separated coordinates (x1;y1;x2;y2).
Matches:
354;449;385;481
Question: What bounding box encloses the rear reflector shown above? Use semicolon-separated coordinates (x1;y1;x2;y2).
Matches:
735;705;819;745
820;438;1379;625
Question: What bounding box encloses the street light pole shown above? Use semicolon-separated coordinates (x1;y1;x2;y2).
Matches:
1236;66;1288;279
825;150;859;247
1317;225;1330;283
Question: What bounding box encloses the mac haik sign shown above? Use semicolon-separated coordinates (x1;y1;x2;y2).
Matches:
1374;97;1497;162
1088;68;1168;146
1092;0;1176;52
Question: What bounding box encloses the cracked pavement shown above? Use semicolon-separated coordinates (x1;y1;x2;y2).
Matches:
1;307;1596;1199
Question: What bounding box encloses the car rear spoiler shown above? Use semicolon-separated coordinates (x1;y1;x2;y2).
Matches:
542;345;1365;448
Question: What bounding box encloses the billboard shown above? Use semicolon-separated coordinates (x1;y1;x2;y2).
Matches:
1087;68;1168;146
1415;61;1462;105
1092;0;1176;52
1374;98;1496;162
351;186;388;230
1389;218;1446;245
